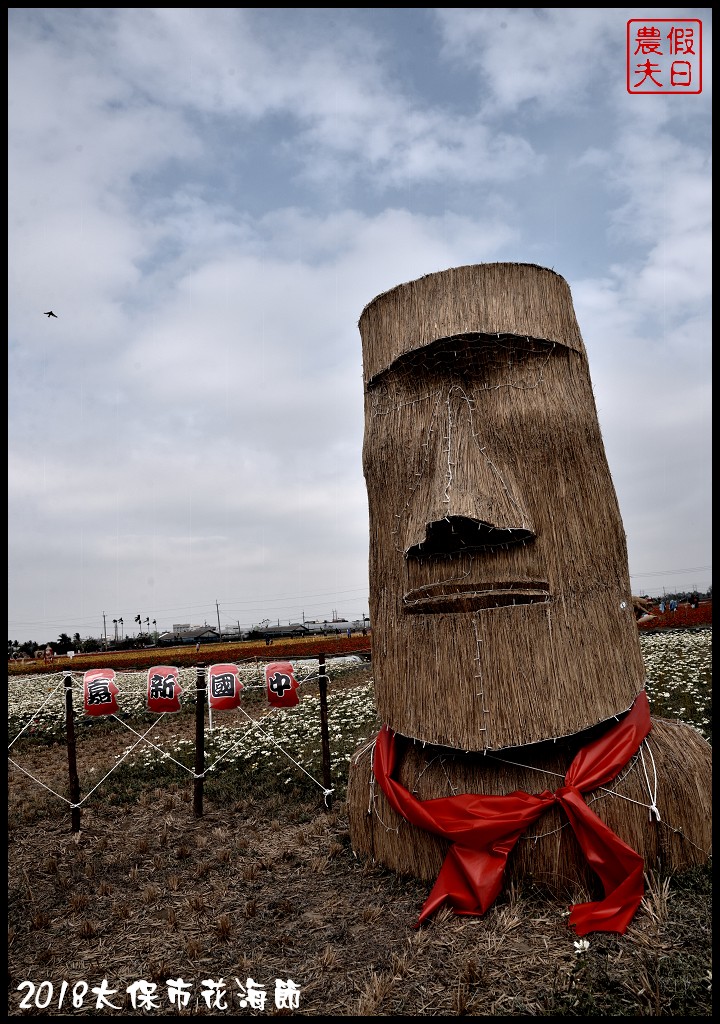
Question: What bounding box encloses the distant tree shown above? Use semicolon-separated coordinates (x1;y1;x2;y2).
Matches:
72;633;82;649
56;633;72;654
81;636;103;653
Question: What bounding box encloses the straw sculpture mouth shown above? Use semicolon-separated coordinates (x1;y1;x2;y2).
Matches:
402;580;550;614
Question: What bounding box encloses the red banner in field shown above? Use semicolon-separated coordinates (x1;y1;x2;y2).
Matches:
207;663;243;710
83;668;120;716
147;666;183;713
265;662;300;708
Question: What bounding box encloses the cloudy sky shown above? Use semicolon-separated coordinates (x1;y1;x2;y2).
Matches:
8;8;712;644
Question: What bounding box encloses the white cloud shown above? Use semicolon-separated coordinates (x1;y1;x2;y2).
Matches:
434;8;618;114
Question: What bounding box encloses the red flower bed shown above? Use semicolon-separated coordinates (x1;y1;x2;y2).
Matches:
228;634;372;662
9;633;373;676
637;601;712;631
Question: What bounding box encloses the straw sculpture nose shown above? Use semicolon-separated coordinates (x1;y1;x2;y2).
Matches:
402;386;535;559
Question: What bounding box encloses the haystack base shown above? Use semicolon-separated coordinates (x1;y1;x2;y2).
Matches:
347;717;711;901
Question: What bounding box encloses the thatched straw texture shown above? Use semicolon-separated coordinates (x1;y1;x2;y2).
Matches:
347;717;712;898
359;263;585;385
361;291;644;749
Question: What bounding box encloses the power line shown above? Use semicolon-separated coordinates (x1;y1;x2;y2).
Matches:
629;565;711;578
7;586;371;629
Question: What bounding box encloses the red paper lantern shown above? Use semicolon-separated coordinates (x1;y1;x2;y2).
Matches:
83;668;120;717
207;663;243;710
147;666;183;713
265;662;300;708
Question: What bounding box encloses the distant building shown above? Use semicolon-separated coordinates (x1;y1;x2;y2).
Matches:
303;618;369;635
222;625;244;639
254;623;309;639
158;627;219;645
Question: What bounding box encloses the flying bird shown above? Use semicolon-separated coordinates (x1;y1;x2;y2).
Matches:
44;311;58;318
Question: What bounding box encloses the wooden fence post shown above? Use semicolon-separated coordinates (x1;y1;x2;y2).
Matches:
194;667;206;818
318;654;332;809
64;673;81;833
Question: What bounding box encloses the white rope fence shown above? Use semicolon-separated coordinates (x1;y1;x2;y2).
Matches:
7;657;366;817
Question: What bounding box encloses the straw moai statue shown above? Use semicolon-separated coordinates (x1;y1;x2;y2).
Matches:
347;264;711;927
360;263;643;750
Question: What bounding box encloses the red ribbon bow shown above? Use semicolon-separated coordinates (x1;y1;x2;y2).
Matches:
372;691;652;935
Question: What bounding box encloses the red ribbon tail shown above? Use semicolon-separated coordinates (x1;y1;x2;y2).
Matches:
568;864;645;936
416;843;509;926
559;786;645;935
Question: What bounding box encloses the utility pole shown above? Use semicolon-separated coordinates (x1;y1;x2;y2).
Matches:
216;600;221;637
103;612;107;648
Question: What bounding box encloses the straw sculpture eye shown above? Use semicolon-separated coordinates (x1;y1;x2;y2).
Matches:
366;333;554;396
